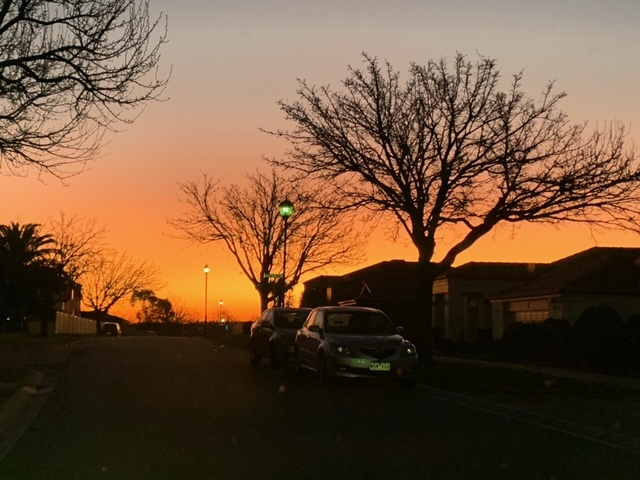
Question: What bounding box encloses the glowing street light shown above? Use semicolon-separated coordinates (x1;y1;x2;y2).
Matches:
203;264;210;335
278;199;294;307
219;299;224;322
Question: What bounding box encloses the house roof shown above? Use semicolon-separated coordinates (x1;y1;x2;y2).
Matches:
492;247;640;299
306;259;538;285
303;260;420;286
439;261;548;280
303;246;640;300
302;274;343;286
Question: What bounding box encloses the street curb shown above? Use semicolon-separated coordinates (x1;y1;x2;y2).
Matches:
0;368;54;462
0;339;78;462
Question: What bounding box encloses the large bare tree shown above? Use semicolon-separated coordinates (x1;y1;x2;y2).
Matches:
170;169;366;313
0;0;169;178
81;249;162;314
268;53;640;355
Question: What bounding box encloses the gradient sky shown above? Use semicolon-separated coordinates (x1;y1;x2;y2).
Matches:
1;0;639;322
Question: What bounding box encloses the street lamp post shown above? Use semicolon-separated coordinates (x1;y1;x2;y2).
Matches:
203;264;210;335
278;199;294;307
219;300;223;322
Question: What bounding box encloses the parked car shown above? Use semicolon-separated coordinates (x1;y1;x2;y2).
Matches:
249;307;312;368
295;306;418;385
101;322;122;336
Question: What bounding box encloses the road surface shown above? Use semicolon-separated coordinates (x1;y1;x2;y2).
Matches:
1;336;638;479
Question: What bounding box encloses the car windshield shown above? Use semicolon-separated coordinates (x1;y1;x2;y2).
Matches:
324;311;397;335
274;310;310;329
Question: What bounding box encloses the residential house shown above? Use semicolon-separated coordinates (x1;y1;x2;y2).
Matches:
302;246;640;345
490;247;640;339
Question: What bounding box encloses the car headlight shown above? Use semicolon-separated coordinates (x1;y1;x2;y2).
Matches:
330;344;354;355
401;343;417;356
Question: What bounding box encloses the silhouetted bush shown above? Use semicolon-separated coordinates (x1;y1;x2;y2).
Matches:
571;305;625;370
434;337;458;355
503;320;566;362
543;317;571;359
475;328;494;354
625;314;640;373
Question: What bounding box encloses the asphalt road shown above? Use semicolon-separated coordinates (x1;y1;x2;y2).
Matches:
1;336;638;480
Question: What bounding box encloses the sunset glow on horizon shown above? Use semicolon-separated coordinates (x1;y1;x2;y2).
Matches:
1;0;639;322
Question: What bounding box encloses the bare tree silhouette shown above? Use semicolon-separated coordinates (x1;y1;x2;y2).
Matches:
0;0;170;178
268;53;640;356
170;169;366;313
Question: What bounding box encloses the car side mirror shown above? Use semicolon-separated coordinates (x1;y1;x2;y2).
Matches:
308;324;321;333
396;326;405;335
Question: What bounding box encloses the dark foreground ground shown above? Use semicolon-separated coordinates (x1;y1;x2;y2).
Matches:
1;334;639;479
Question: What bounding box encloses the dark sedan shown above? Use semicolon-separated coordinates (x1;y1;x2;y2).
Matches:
249;307;312;369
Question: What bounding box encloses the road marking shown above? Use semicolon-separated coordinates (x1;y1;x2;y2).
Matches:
418;384;640;453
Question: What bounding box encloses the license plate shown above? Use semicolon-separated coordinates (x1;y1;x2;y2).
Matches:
369;362;391;371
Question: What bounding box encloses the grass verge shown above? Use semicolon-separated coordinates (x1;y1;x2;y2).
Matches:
0;334;78;404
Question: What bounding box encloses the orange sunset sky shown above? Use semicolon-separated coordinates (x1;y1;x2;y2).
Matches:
1;0;639;322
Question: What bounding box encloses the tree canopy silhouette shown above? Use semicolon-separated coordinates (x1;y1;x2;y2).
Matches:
81;250;162;314
0;0;169;178
170;169;366;313
0;222;72;332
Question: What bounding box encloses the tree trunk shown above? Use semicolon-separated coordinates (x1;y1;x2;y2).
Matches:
415;261;437;365
259;287;269;313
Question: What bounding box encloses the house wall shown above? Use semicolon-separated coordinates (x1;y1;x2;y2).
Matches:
432;292;446;336
55;283;82;315
437;277;534;342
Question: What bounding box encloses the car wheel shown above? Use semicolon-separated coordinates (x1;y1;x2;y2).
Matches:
317;351;331;383
249;341;261;366
269;343;281;370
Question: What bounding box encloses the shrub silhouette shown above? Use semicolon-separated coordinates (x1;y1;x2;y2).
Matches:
625;314;640;373
572;305;625;370
504;320;567;362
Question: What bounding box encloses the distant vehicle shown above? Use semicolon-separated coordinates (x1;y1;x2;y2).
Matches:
295;306;418;386
101;322;122;337
250;307;312;369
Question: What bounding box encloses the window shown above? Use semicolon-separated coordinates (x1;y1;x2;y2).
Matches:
258;311;270;326
274;310;310;329
304;311;317;328
324;310;396;335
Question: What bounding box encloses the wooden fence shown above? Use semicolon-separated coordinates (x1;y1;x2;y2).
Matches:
55;312;96;335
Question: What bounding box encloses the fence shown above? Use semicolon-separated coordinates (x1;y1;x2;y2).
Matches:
55;312;96;335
